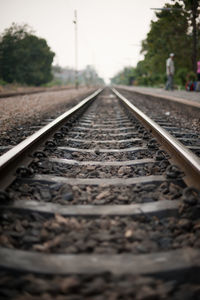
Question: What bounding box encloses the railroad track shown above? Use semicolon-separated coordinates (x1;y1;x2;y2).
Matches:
0;87;200;299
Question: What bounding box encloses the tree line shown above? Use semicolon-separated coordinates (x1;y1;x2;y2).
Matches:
52;65;104;87
111;0;200;88
0;23;55;86
0;23;104;87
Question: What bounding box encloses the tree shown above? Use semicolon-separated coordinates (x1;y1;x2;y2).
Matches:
142;2;192;75
79;65;104;87
111;67;136;85
0;23;55;85
177;0;200;72
111;1;200;87
136;0;199;86
52;64;105;87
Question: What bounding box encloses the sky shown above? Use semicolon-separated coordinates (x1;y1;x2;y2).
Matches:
0;0;169;83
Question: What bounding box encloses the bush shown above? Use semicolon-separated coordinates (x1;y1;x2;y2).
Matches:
42;79;64;87
186;71;196;81
0;23;55;86
0;79;7;86
175;68;188;86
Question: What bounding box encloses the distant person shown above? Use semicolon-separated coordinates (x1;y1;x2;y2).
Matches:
165;53;175;90
196;60;200;91
197;60;200;81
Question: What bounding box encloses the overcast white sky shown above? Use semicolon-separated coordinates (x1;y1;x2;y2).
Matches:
0;0;168;82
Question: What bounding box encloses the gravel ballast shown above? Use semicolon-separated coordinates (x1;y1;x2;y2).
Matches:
0;87;95;146
116;87;200;134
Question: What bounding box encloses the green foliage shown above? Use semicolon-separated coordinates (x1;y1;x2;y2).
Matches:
175;68;188;85
42;79;65;87
0;23;55;86
111;67;136;86
139;0;195;87
186;71;196;81
0;78;7;86
111;0;200;88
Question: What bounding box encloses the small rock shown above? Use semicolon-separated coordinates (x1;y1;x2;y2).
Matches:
94;149;100;155
184;196;197;206
87;165;96;171
62;192;73;201
118;166;131;176
25;278;52;294
132;229;146;241
60;277;80;293
15;220;24;232
159;237;172;249
96;190;110;200
90;277;106;293
23;235;41;244
141;197;153;203
40;189;52;201
125;229;133;238
142;184;156;192
193;221;200;231
178;219;192;230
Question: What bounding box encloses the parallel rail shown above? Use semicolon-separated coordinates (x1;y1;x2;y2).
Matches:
0;88;102;189
113;88;200;189
0;87;200;294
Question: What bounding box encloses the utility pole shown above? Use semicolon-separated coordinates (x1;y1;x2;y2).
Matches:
73;10;78;89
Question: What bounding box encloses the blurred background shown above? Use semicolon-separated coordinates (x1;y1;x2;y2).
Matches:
0;0;199;89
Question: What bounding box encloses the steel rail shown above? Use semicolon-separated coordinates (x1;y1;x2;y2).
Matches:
0;88;102;189
112;88;200;189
